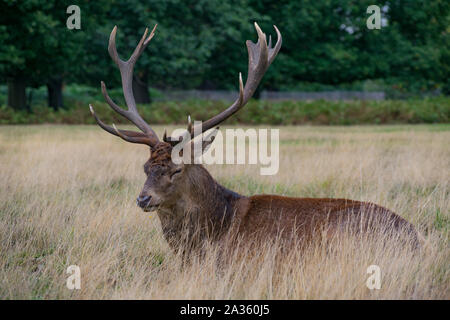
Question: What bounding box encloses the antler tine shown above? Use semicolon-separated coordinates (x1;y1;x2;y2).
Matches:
107;26;121;67
100;81;127;117
184;23;281;140
111;124;154;145
89;105;154;145
91;25;160;147
187;115;193;135
268;25;282;65
107;25;156;72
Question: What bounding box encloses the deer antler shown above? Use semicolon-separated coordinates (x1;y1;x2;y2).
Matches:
90;23;281;148
164;22;282;145
89;25;160;147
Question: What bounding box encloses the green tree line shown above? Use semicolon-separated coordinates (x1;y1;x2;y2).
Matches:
0;0;449;111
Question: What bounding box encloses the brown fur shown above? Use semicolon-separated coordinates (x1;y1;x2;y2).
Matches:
140;142;418;254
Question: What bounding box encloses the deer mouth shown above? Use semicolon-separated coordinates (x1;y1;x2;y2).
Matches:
142;204;160;212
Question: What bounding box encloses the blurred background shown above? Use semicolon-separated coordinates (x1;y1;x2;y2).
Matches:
0;0;449;125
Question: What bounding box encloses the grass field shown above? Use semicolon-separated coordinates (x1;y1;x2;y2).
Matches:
0;124;449;299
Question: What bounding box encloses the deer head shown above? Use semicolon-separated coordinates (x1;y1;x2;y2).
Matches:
89;23;281;213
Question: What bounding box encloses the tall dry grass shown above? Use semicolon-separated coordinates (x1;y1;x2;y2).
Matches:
0;124;448;299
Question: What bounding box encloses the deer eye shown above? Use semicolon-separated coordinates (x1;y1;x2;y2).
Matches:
170;169;182;179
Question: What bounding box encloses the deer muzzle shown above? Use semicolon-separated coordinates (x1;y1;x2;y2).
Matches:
136;195;152;209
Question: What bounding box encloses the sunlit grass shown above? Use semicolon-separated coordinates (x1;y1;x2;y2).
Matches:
0;124;448;299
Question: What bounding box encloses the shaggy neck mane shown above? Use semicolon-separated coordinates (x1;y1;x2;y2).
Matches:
157;163;242;247
184;164;242;224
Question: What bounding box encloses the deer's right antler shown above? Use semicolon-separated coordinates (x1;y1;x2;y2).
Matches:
90;25;160;147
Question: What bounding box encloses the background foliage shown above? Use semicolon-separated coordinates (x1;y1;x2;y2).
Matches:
0;0;449;120
0;84;448;125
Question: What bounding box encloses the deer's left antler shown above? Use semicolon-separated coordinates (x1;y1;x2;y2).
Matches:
164;22;282;145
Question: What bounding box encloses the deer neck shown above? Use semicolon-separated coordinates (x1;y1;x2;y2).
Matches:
156;164;243;247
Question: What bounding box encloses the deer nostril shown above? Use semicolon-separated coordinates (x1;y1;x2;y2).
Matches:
136;195;151;207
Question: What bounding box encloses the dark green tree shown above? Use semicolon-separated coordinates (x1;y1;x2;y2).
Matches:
93;0;257;103
0;0;55;109
248;0;450;92
0;0;108;110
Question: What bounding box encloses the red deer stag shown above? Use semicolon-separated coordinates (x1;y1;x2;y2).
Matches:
89;23;418;253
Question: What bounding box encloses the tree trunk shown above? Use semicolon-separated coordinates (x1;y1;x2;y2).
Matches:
7;76;27;110
47;77;64;111
132;72;151;104
253;84;262;99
